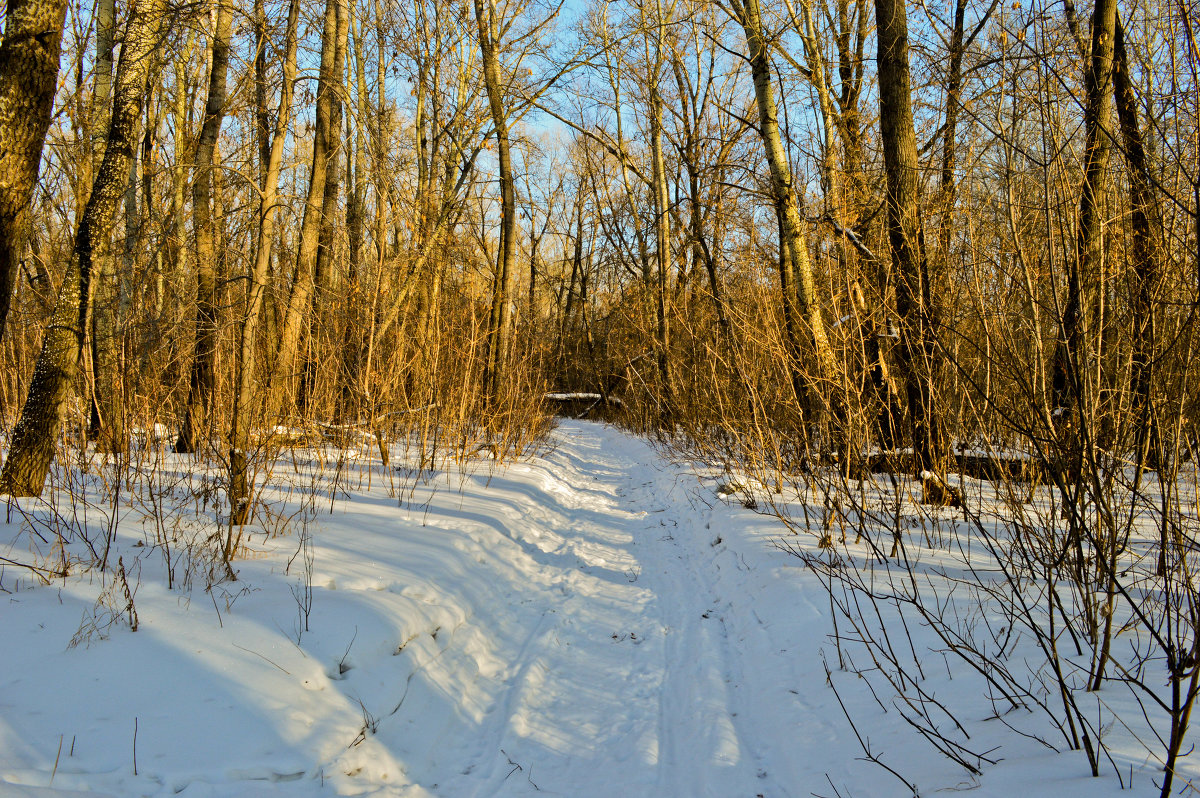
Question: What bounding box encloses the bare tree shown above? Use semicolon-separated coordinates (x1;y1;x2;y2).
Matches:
474;0;518;408
875;0;944;479
86;0;124;453
0;0;164;496
264;0;347;423
177;0;232;454
229;0;301;525
1113;12;1165;474
1053;0;1117;421
728;0;839;417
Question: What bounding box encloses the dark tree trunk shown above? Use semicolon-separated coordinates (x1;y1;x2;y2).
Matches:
876;0;943;475
177;0;232;454
1113;15;1165;473
475;0;517;408
254;0;271;191
1053;0;1117;419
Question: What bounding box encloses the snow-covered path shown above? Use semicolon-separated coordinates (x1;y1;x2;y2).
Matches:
0;421;833;797
0;420;1143;797
348;421;826;797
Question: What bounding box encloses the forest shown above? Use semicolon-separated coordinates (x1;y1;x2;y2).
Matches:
1;0;1199;793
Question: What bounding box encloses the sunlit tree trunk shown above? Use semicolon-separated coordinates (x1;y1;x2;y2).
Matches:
88;0;136;454
229;0;300;525
301;19;346;419
729;0;838;416
338;7;369;421
265;0;346;423
642;0;675;414
0;0;67;349
1;0;163;496
169;31;195;300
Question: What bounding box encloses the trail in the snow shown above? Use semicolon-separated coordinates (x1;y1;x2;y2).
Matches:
0;420;833;798
422;421;815;798
2;419;1181;798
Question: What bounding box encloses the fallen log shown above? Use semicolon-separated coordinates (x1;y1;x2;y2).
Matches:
544;392;624;421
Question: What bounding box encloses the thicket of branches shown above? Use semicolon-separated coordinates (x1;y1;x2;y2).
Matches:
1;0;1198;790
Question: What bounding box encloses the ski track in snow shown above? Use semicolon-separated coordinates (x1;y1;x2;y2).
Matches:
420;422;810;797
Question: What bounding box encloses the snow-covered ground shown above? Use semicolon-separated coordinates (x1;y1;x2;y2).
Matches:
0;421;1185;796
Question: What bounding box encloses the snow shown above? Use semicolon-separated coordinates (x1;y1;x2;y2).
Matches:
0;420;1188;796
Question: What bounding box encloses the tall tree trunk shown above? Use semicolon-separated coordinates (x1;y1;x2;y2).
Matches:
801;0;899;449
85;0;116;446
475;0;516;408
730;0;839;416
229;0;300;525
647;35;674;414
1;0;162;496
89;0;115;190
1053;0;1117;419
640;0;674;413
1112;15;1164;473
338;12;368;421
264;0;346;423
177;0;231;454
876;0;943;475
0;0;68;349
937;0;968;266
300;55;345;419
138;87;161;365
89;110;137;453
169;32;194;298
361;0;390;409
254;0;271;190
